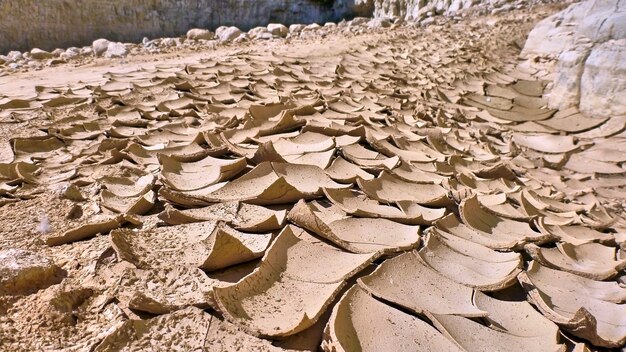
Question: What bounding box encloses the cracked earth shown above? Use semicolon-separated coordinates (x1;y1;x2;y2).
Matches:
1;3;625;351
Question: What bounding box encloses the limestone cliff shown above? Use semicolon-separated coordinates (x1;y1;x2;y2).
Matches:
0;0;371;54
522;0;626;118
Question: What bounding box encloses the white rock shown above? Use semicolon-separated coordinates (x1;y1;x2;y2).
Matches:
104;42;128;58
350;17;370;27
289;24;306;33
267;23;288;37
303;23;321;32
186;28;214;40
30;48;53;60
217;26;242;42
215;26;228;38
522;0;626;118
580;39;626;117
248;26;270;39
545;47;591;111
92;38;110;57
234;33;250;43
368;18;392;29
6;51;23;62
160;38;177;47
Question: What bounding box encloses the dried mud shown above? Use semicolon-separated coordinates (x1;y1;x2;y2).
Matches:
1;4;625;351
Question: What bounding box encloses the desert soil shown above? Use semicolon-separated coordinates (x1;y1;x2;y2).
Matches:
1;3;625;351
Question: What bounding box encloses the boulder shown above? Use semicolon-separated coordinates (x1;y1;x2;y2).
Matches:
30;48;53;60
248;26;270;39
234;33;250;43
368;18;392;29
217;26;242;42
6;50;23;62
51;48;64;56
92;38;110;57
267;23;288;37
0;249;65;295
104;42;129;58
186;28;214;41
522;0;626;118
349;17;370;26
289;24;306;33
303;23;321;32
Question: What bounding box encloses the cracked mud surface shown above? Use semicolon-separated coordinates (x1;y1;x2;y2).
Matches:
1;4;625;351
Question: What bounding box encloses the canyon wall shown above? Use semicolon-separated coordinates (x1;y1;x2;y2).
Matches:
0;0;372;54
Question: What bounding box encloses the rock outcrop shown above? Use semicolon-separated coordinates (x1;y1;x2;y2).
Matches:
522;0;626;118
368;0;553;21
0;249;65;295
0;0;372;54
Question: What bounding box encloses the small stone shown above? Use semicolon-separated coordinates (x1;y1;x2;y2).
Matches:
160;38;177;47
233;33;250;43
289;24;306;33
104;42;128;58
51;48;64;57
349;17;369;27
248;26;270;39
421;17;436;26
303;23;321;32
186;28;214;41
6;51;22;62
367;18;392;29
267;23;288;38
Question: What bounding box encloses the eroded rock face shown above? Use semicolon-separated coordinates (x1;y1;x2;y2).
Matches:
522;0;626;117
0;249;65;295
370;0;528;20
0;0;370;54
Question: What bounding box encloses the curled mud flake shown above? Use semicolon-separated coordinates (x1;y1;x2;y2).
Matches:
323;285;463;352
288;199;421;254
417;230;522;291
358;251;488;317
525;242;626;280
519;261;626;348
213;225;377;337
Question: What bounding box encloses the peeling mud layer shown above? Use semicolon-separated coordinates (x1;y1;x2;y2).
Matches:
1;3;626;351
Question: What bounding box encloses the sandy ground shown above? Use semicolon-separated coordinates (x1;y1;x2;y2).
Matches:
2;3;626;351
